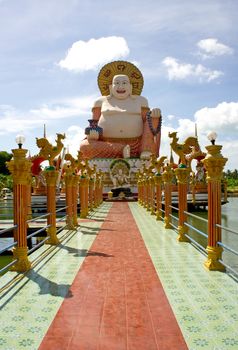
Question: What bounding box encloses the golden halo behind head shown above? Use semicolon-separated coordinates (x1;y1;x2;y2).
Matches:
98;60;144;96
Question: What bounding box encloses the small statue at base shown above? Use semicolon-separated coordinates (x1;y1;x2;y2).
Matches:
111;168;130;188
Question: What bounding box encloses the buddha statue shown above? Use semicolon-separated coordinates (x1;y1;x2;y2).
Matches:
80;61;162;159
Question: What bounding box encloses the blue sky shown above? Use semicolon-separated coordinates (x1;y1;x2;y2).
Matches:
0;0;237;169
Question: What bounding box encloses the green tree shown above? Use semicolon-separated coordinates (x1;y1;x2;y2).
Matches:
0;151;12;174
0;174;13;192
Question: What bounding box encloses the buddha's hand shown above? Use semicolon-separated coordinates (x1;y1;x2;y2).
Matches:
151;108;161;118
87;130;99;140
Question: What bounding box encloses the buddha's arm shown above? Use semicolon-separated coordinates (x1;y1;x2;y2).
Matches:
92;97;105;121
92;106;101;121
137;95;149;121
141;106;150;122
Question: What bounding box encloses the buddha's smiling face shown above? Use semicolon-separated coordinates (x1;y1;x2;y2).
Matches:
111;75;131;99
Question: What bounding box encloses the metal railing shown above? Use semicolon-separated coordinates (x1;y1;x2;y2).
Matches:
169;204;179;230
0;225;18;274
216;223;238;276
0;203;70;274
55;206;68;232
177;209;238;275
27;213;52;254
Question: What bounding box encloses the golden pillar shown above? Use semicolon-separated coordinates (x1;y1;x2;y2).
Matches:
175;166;190;242
140;178;145;207
137;177;143;204
26;178;32;221
139;179;143;205
98;171;103;204
136;181;139;203
72;175;79;227
79;176;89;218
64;166;74;230
92;178;96;209
89;178;94;210
149;176;155;215
44;168;60;245
202;144;227;271
154;174;163;221
93;178;98;208
7;148;32;272
94;173;101;208
146;176;151;211
85;177;90;212
144;177;149;209
162;164;174;229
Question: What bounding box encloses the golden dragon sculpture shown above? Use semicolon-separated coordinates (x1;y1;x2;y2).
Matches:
36;133;65;167
168;131;199;169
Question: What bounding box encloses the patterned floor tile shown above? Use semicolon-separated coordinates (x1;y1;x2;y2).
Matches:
0;202;111;350
129;203;238;350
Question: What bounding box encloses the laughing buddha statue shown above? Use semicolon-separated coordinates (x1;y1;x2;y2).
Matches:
80;61;162;159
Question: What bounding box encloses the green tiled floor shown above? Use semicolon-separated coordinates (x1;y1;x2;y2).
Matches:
129;203;238;350
1;202;238;350
0;203;111;350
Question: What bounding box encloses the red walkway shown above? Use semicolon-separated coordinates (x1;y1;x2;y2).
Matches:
39;202;188;350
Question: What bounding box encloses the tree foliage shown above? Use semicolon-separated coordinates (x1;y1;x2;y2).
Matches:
0;151;12;175
223;169;238;190
0;174;13;192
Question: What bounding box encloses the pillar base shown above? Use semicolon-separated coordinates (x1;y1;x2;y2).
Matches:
164;216;171;229
46;227;60;245
73;216;79;227
11;247;31;272
150;207;155;215
156;210;162;221
177;225;190;242
80;210;88;219
204;246;225;271
66;216;75;230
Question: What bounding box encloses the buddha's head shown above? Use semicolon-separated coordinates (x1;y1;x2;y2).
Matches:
110;74;132;99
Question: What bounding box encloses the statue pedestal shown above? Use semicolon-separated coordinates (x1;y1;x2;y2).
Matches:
111;187;133;198
88;158;147;197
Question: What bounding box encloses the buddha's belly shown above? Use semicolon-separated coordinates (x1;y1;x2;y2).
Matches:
98;113;143;138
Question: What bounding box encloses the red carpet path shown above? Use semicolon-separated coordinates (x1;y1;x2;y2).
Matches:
39;202;188;350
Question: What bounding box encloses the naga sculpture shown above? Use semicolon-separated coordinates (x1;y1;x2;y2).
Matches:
36;133;65;167
154;156;167;174
168;131;199;169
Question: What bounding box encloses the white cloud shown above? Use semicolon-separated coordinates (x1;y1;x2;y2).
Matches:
160;102;238;170
162;56;223;82
65;125;85;157
58;36;130;72
159;125;175;160
30;95;96;120
167;114;176;121
222;140;238;170
197;38;233;59
194;102;238;139
0;105;42;134
0;96;96;136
